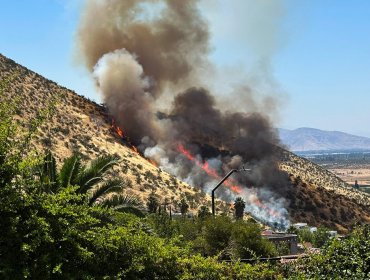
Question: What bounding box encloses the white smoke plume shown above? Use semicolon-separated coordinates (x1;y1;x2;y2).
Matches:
77;0;292;229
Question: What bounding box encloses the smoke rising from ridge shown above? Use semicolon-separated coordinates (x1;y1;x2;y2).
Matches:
78;0;290;228
78;0;209;95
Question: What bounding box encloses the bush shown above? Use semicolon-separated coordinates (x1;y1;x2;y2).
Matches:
203;216;233;256
231;221;277;259
177;256;283;280
289;225;370;279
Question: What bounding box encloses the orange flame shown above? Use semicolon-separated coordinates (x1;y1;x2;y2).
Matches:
131;145;139;154
147;158;158;167
177;143;280;218
177;143;242;194
111;119;158;167
111;119;125;138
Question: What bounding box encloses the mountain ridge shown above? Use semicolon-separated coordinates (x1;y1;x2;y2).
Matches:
1;53;369;232
279;127;370;152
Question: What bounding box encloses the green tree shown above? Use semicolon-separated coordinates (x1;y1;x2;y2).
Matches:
203;216;233;256
354;180;359;189
57;153;119;193
231;221;277;259
147;192;159;213
39;152;144;215
234;197;246;219
297;228;314;244
313;226;330;248
290;225;370;279
179;197;189;216
198;205;211;219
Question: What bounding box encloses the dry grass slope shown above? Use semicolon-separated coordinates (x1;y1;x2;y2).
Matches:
1;54;369;231
279;148;370;232
0;54;216;213
279;148;369;206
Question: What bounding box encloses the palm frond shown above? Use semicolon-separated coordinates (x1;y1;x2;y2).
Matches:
58;154;81;188
101;193;141;208
88;179;124;206
114;206;145;217
100;194;145;217
76;155;119;194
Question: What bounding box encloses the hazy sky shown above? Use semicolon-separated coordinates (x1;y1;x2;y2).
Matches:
1;0;369;136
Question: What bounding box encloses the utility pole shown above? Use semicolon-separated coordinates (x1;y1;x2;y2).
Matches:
211;168;251;216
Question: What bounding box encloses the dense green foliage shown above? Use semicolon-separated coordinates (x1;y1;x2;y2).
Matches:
146;214;277;259
287;225;370;279
0;80;369;279
197;205;211;219
289;226;332;248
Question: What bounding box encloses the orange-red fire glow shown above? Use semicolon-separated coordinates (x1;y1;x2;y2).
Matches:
177;143;280;218
111;119;124;138
147;158;158;167
131;145;139;154
177;143;242;193
251;197;279;217
111;118;157;167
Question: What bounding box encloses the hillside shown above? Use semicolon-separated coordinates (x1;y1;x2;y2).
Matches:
278;148;370;232
0;54;214;212
279;127;370;152
1;53;369;232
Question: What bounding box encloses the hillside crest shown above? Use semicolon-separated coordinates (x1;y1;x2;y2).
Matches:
1;53;369;232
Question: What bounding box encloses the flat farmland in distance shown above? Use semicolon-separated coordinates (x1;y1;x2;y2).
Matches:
298;150;370;193
328;165;370;186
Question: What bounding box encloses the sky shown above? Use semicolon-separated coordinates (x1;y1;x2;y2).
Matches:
0;0;369;136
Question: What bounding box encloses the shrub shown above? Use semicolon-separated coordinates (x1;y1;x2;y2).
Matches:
231;221;277;259
289;225;370;279
203;216;233;256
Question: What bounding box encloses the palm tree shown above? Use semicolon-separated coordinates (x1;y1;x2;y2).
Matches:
58;153;119;194
197;205;211;219
147;192;159;213
39;152;144;216
179;198;189;216
98;191;145;217
234;197;246;219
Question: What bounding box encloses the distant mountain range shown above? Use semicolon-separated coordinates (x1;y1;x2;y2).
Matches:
278;127;370;152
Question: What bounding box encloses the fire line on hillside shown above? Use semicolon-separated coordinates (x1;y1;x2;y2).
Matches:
80;0;291;229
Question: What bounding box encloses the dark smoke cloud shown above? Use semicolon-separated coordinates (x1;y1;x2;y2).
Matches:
168;87;278;160
78;0;210;143
77;0;290;228
165;87;287;191
92;49;159;142
78;0;209;96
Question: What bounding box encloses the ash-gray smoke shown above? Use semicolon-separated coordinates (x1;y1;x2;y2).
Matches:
169;87;278;160
78;0;209;143
77;0;291;228
163;87;288;191
78;0;209;95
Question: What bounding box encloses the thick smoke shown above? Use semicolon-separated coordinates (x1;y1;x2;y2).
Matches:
93;49;159;142
77;0;290;228
78;0;209;94
169;88;278;160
